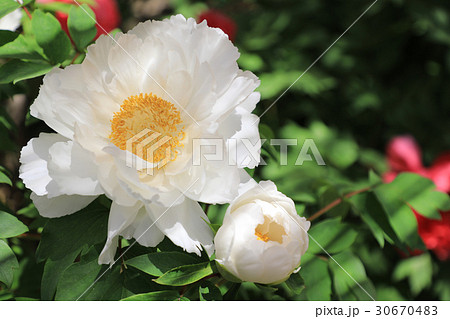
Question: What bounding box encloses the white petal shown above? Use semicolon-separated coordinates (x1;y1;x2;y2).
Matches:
30;192;96;218
30;66;96;139
19;133;66;196
46;140;103;197
146;199;214;256
98;201;142;265
121;207;165;247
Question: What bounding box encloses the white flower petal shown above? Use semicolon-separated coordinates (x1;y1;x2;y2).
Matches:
30;66;96;139
146;199;214;256
30;192;96;218
98;201;142;264
121;207;165;247
19;133;66;196
46;140;103;197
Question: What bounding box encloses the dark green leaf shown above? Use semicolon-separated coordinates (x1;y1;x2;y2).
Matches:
285;272;305;294
67;4;97;50
56;247;123;301
154;262;213;286
351;192;400;247
0;60;55;84
0;211;28;238
125;251;201;277
36;200;108;262
199;280;223;301
0;30;19;46
41;251;78;300
0;240;18;288
121;290;180;301
32;9;71;64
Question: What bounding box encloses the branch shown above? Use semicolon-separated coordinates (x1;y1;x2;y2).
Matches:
307;187;371;222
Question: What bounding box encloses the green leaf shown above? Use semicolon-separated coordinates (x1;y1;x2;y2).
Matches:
199;280;223;301
121;290;180;301
393;253;432;296
0;211;28;238
351;192;400;247
0;0;20;20
35;1;73;15
0;240;18;288
0;34;46;60
0;170;12;186
0;30;19;46
285;272;305;294
375;173;450;249
36;200;108;262
307;218;358;254
125;251;201;277
329;251;376;301
0;60;55;84
154;262;213;286
301;255;331;300
32;9;72;64
67;4;97;50
318;186;350;218
41;251;79;300
56;247;123;301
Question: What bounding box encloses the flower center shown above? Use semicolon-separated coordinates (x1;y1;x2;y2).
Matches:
109;93;185;164
254;216;286;244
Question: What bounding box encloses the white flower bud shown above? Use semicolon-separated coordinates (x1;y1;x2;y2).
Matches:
215;180;310;284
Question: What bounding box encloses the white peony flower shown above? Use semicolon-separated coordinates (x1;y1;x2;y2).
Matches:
215;180;310;284
0;8;22;31
19;15;261;264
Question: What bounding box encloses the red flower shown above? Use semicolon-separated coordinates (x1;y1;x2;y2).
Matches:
198;10;237;41
384;135;450;260
385;136;424;173
36;0;121;40
413;209;450;261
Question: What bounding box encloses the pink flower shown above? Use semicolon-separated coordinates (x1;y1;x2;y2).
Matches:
384;135;450;260
198;9;237;41
37;0;121;40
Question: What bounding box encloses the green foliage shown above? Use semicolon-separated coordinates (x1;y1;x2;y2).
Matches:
0;0;21;19
0;60;55;84
0;211;28;238
36;200;109;262
125;251;202;277
153;262;214;286
329;251;376;301
31;10;72;64
0;240;19;288
307;218;358;255
121;290;180;301
393;253;433;296
375;173;450;249
67;4;97;51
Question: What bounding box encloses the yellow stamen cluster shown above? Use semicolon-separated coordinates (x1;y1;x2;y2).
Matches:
254;216;286;244
109;93;185;164
255;230;270;242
